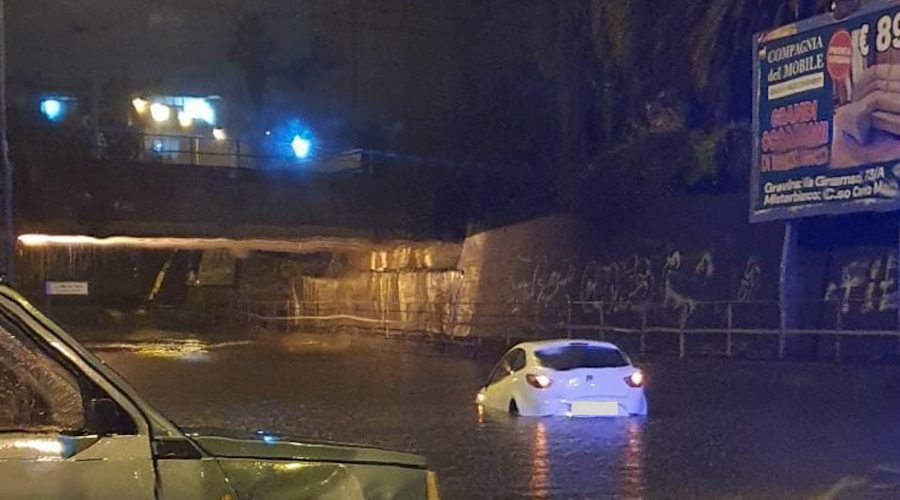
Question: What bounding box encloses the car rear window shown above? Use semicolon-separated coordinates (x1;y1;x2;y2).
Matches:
535;345;628;371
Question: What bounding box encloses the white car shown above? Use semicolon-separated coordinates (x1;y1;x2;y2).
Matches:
476;339;647;417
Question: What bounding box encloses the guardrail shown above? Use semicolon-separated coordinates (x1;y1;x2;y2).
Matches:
566;299;900;361
237;297;900;362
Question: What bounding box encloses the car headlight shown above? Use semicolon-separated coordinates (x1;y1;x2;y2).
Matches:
426;470;440;500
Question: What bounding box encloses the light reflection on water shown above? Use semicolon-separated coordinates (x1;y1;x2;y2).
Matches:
134;339;210;361
524;417;646;499
530;421;550;500
89;339;251;362
620;418;645;499
473;407;647;499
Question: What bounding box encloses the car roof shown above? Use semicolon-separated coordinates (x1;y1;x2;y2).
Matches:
510;339;622;354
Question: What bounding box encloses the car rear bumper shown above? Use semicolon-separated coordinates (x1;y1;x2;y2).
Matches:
522;390;647;417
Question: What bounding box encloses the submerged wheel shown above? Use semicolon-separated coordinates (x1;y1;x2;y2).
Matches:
508;399;519;415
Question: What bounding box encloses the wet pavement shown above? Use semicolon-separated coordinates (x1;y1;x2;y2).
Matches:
93;336;900;499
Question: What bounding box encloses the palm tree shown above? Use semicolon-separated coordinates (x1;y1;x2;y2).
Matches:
585;0;829;133
685;0;830;126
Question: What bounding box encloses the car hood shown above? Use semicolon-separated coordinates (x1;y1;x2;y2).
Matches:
180;429;431;499
184;427;427;469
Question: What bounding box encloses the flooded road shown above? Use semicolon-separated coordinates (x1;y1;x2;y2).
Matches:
94;337;900;499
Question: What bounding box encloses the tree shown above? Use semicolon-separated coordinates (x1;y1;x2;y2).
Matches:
229;13;274;106
278;35;345;92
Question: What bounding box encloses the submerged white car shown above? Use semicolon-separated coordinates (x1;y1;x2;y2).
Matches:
0;286;439;499
476;340;647;417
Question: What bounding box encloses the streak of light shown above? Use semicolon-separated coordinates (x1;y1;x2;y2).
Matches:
17;234;436;255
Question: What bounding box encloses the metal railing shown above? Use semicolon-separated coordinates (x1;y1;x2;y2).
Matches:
238;296;900;361
566;299;900;361
21;126;364;171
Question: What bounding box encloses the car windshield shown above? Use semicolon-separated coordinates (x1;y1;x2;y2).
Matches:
535;346;628;371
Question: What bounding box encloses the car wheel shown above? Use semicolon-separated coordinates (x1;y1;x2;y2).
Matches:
508;399;519;415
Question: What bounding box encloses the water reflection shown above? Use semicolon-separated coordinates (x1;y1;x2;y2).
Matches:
620;419;646;499
518;416;647;499
88;339;251;362
530;421;550;500
133;339;210;361
97;343;900;499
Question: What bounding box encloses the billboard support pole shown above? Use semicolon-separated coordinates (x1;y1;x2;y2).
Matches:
779;221;799;341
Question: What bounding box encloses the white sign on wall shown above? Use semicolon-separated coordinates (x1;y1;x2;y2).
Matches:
45;281;89;296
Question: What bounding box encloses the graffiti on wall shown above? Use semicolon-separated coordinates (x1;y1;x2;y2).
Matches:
509;256;577;312
824;252;898;315
737;258;762;303
511;250;766;324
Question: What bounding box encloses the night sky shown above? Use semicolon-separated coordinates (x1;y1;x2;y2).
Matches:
7;0;466;155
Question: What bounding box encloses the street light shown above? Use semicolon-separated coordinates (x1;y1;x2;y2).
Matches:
291;135;311;159
150;103;171;123
132;97;149;114
39;99;63;122
178;111;192;128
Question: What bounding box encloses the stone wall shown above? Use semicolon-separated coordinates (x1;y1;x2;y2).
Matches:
456;194;784;338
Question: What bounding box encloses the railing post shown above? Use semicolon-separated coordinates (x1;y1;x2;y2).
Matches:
778;302;786;360
726;302;734;358
191;137;200;165
566;298;572;339
137;135;146;161
598;302;606;342
834;305;842;363
639;308;647;354
235;139;242;168
506;303;512;345
382;300;389;338
678;313;686;359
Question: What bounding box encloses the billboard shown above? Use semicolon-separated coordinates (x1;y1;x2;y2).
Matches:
752;1;900;222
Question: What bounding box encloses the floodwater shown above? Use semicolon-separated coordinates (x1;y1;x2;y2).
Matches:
94;336;900;499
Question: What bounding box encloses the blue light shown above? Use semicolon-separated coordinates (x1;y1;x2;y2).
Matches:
256;430;278;444
291;135;312;159
40;99;63;122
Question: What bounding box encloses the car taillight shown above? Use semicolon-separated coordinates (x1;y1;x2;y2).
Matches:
624;370;644;388
526;373;552;389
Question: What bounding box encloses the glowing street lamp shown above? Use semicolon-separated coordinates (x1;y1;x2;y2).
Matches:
212;128;226;141
291;135;311;159
132;97;149;114
178;111;192;128
39;99;63;121
149;102;171;123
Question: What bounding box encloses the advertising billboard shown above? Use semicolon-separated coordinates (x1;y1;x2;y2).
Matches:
752;1;900;222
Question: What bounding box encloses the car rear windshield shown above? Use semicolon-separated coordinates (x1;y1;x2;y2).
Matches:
535;345;628;371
